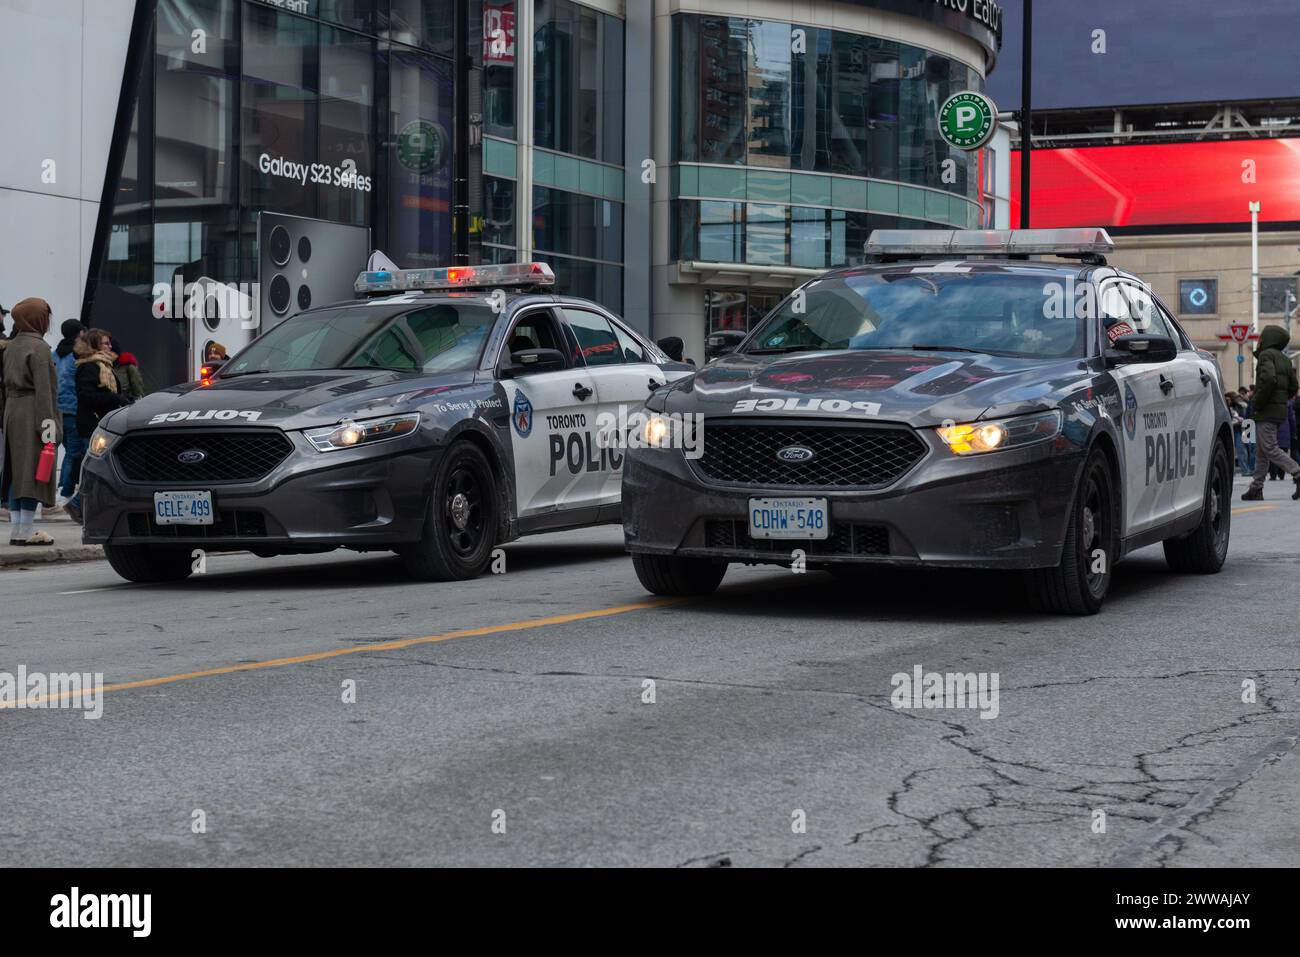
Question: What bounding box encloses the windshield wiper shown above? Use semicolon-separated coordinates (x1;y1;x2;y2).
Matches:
218;368;272;378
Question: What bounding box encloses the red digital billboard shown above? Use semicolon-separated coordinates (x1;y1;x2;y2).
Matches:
1010;138;1300;229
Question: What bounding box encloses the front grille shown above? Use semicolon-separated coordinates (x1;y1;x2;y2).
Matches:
126;510;268;539
114;431;293;483
693;421;926;488
705;519;889;556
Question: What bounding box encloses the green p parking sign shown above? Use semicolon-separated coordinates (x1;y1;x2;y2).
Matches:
938;91;998;150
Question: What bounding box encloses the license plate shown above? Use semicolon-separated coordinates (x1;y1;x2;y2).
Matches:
748;497;829;540
153;490;214;526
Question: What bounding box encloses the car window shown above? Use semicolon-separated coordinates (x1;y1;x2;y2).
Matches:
1152;296;1192;350
503;309;569;368
1122;283;1177;341
744;271;1086;359
1098;281;1137;346
611;323;649;363
562;308;625;367
223;304;495;376
352;325;422;371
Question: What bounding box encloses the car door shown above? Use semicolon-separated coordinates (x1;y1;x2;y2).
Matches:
495;306;603;518
557;306;662;507
1137;290;1218;518
1100;279;1179;536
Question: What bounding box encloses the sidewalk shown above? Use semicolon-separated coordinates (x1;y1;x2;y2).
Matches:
0;511;103;568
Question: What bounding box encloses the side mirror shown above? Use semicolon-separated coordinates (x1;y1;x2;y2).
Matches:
705;329;747;361
1106;333;1177;365
503;347;566;377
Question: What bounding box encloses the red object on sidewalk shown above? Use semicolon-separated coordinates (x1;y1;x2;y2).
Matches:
34;443;56;484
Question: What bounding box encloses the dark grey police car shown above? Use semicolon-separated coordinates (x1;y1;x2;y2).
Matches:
81;263;689;583
623;229;1234;614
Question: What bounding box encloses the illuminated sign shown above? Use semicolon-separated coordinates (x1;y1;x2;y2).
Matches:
1011;139;1300;228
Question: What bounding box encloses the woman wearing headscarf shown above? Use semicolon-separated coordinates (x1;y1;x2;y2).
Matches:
2;298;61;545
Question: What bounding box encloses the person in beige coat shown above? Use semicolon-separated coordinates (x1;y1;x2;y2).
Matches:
2;298;62;544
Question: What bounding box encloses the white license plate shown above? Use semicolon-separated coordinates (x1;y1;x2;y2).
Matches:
153;490;214;526
748;497;829;540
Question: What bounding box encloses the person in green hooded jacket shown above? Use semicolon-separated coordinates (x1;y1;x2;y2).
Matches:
1243;324;1300;501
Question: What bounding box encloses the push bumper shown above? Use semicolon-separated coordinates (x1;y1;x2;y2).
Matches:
81;431;439;551
622;431;1085;570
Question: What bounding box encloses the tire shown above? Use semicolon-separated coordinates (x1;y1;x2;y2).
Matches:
103;543;195;583
399;441;498;581
1163;440;1232;573
1022;448;1118;615
631;552;727;596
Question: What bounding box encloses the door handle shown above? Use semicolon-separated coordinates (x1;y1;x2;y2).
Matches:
572;383;593;400
1200;369;1213;387
648;378;663;392
1159;374;1174;395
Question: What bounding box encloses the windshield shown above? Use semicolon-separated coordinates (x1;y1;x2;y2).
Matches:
744;271;1085;359
222;303;495;376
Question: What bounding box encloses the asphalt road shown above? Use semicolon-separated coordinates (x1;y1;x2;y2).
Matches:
2;477;1298;867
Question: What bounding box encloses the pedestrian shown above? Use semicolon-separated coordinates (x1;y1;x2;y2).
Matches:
205;341;228;363
1241;325;1300;501
110;338;145;399
65;328;130;524
1;298;61;545
53;319;87;511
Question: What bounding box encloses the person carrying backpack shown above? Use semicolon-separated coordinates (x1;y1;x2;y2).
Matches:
1242;324;1300;501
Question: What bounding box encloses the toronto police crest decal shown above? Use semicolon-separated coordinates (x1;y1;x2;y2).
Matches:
1123;383;1138;440
512;389;533;438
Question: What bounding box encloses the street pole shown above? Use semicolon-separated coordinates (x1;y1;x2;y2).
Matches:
452;0;471;265
1019;0;1032;229
1249;201;1260;334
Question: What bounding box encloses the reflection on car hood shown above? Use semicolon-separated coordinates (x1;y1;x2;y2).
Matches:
103;369;479;433
659;349;1086;426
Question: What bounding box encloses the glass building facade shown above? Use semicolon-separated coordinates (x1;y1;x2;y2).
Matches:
85;0;997;385
671;12;983;290
92;0;465;388
480;0;625;311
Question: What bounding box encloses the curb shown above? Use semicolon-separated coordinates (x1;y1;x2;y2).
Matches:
0;545;104;568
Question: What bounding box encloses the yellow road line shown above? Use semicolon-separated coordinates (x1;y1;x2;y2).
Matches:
1232;505;1279;514
2;597;682;710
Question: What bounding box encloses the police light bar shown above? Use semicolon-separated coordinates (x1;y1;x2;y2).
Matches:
865;228;1115;258
354;262;556;295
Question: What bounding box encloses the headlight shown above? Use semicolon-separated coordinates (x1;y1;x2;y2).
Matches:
643;414;672;446
87;427;116;457
936;410;1061;455
305;413;420;452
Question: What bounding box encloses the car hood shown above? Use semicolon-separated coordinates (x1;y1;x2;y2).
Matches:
658;349;1086;426
102;369;480;433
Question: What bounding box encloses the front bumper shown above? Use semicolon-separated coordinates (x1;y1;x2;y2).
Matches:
622;424;1085;570
81;429;439;551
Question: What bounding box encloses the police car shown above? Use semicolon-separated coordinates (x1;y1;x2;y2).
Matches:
622;229;1233;615
81;263;691;583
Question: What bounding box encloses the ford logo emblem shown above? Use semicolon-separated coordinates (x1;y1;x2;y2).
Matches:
776;445;815;463
177;448;207;465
